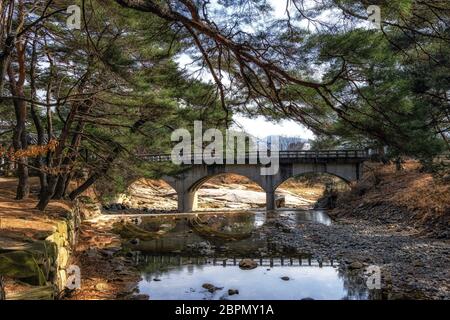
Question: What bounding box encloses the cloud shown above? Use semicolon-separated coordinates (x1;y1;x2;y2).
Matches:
232;114;315;140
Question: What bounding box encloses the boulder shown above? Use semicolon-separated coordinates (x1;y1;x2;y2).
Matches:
348;261;364;270
202;283;223;293
57;247;69;269
239;259;257;270
57;269;67;291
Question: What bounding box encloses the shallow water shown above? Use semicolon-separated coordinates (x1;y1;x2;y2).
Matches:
277;209;332;226
123;210;371;300
137;257;368;300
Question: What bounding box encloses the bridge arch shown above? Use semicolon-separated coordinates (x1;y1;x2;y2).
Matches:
191;173;265;211
162;165;268;192
272;171;352;192
125;178;178;211
273;172;351;209
162;167;269;212
188;172;265;192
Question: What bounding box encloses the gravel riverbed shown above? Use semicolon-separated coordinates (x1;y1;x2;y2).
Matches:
269;214;449;300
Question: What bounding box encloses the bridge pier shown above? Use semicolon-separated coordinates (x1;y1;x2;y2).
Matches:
266;190;276;211
178;190;198;213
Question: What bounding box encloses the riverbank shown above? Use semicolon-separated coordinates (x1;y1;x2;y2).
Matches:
64;217;144;300
273;161;449;299
272;215;449;299
332;161;450;238
0;177;78;299
0;177;144;300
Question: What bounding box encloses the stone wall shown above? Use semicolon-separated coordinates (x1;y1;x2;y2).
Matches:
0;201;80;300
45;205;81;294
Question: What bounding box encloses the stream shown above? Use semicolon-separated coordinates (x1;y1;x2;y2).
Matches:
113;210;376;300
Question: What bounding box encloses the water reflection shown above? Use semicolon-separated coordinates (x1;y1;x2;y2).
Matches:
274;209;332;226
114;210;378;300
122;210;331;255
252;209;332;227
137;256;370;300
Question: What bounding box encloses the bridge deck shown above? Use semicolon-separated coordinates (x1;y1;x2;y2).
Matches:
140;150;369;163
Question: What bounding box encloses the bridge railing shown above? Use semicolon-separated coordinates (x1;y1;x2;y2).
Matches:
277;150;368;159
139;149;369;163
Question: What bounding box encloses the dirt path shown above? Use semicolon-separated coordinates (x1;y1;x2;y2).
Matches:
65;219;144;300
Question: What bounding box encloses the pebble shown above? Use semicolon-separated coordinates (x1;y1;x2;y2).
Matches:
95;282;109;291
228;289;239;296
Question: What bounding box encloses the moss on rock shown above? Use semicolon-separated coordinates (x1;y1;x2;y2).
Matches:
0;251;47;286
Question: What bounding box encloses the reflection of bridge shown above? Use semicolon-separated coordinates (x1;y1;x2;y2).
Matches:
136;255;336;268
140;150;368;212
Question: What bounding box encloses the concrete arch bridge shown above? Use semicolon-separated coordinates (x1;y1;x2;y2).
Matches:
140;150;368;212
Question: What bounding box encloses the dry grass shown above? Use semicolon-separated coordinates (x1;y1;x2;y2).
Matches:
336;160;450;228
371;161;447;216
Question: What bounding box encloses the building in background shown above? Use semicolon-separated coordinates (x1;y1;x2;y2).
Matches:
265;135;311;151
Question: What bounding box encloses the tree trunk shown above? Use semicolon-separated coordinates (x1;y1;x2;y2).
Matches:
4;157;14;176
12;99;29;199
52;174;68;199
0;276;5;300
7;2;30;200
69;146;121;200
36;175;58;211
30;32;48;196
53;100;93;200
68;172;101;201
0;0;15;94
68;115;149;202
15;159;29;199
36;94;92;210
68;117;148;201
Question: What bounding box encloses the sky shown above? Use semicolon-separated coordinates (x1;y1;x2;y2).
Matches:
232;114;315;140
175;0;317;140
233;0;315;140
177;0;374;141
